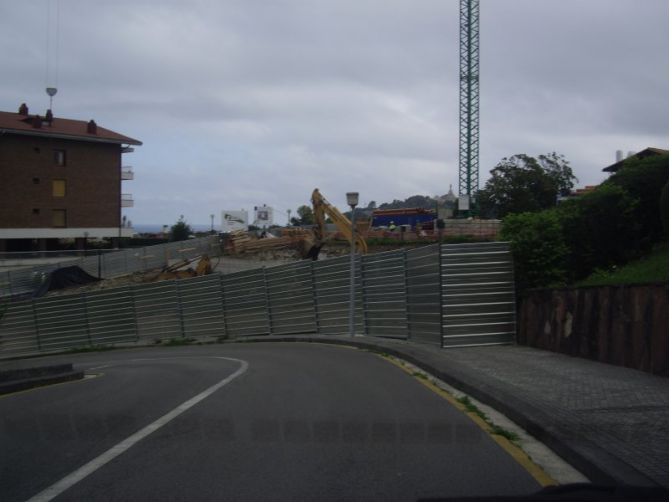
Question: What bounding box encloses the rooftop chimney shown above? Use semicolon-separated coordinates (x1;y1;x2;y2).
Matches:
87;119;98;134
32;114;42;129
18;103;29;115
615;150;624;162
45;109;54;125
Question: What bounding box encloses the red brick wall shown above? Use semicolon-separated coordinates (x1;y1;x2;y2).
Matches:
0;134;121;228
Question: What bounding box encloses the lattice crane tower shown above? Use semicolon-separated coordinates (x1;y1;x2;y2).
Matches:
458;0;480;202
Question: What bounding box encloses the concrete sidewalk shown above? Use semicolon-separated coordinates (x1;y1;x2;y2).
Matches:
233;335;669;489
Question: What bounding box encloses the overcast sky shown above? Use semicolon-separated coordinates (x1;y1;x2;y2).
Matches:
1;0;668;227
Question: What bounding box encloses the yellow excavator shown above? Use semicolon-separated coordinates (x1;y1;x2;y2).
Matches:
227;188;367;260
303;188;368;260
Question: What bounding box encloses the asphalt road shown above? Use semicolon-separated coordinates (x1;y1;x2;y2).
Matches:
1;343;541;501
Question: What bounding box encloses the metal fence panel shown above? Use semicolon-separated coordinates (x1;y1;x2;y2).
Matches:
223;268;270;337
406;244;441;345
361;251;408;339
265;262;317;335
178;274;226;339
0;302;40;357
133;281;182;342
32;294;90;351
7;265;56;299
85;286;138;344
0;241;518;358
0;236;219;298
441;242;516;347
313;255;364;335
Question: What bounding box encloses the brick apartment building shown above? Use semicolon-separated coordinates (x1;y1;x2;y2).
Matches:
0;103;141;252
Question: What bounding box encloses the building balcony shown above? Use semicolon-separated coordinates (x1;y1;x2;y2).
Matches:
121;193;134;207
121;166;134;180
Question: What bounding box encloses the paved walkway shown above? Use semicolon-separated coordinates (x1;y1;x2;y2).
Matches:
234;336;669;489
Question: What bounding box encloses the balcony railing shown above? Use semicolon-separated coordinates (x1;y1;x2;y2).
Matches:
121;166;134;180
121;193;134;207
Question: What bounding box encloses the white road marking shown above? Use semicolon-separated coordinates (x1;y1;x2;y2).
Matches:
26;356;249;502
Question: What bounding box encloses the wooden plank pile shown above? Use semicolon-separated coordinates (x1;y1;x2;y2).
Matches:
227;229;313;254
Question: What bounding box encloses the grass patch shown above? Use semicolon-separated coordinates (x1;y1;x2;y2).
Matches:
456;395;520;442
577;242;669;286
412;371;428;380
456;395;488;421
490;424;520;441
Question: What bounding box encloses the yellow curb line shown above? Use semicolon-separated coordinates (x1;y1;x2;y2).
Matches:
379;354;557;487
0;372;102;399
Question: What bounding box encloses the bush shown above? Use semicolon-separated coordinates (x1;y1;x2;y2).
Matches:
607;153;669;246
500;210;568;291
558;184;640;281
661;179;669;239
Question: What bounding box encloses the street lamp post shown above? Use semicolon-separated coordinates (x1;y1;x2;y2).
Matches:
346;192;359;337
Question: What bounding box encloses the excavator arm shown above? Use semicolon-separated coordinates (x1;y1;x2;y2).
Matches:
309;188;368;258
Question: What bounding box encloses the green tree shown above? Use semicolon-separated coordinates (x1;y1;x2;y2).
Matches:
478;153;577;218
170;215;192;242
296;205;314;225
661;179;669;238
606;153;669;247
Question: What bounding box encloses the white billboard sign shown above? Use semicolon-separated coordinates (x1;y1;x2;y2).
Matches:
254;205;274;228
221;210;248;233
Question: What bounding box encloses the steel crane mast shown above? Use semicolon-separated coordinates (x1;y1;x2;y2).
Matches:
458;0;480;202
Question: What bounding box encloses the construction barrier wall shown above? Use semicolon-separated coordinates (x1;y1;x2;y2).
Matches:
0;242;516;358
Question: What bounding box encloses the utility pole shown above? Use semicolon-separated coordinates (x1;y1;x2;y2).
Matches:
458;0;480;213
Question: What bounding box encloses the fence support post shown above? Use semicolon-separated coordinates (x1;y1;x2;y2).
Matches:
263;268;273;336
438;243;445;348
31;300;42;351
403;249;410;340
175;280;186;338
310;262;320;335
220;274;229;340
81;292;93;346
129;285;140;342
359;255;369;336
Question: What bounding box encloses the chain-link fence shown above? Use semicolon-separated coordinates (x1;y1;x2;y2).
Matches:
0;242;515;358
0;236;219;299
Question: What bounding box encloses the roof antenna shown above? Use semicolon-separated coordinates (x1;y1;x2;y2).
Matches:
46;87;58;110
45;0;60;112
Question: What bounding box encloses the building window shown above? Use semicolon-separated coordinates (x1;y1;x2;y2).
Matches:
32;208;40;215
52;179;67;197
52;209;66;228
33;177;40;184
52;180;67;197
54;149;66;166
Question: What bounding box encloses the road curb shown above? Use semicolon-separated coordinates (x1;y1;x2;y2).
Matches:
0;364;84;395
225;335;659;488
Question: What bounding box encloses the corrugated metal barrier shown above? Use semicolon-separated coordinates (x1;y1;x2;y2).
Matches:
0;242;515;358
